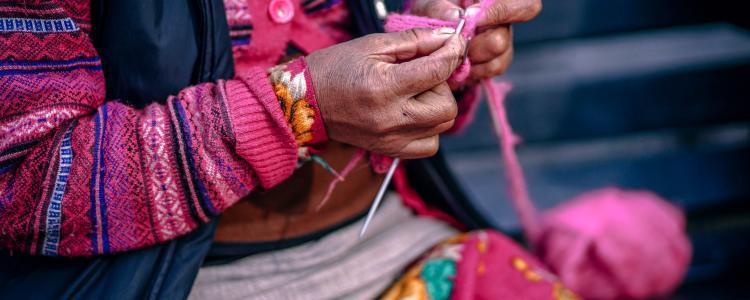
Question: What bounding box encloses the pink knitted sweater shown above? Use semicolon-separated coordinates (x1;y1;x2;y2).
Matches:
0;0;338;256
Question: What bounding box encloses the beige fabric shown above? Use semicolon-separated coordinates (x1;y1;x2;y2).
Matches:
189;193;457;300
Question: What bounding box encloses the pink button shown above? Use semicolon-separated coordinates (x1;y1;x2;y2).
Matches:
268;0;294;24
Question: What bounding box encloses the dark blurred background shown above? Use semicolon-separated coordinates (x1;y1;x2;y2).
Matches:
440;1;750;298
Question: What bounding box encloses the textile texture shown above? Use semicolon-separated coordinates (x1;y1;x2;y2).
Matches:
189;194;459;300
0;0;309;256
383;230;579;300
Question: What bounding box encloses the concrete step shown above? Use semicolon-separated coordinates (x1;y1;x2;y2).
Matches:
444;23;750;150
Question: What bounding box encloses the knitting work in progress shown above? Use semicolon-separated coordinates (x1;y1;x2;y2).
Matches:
384;1;692;298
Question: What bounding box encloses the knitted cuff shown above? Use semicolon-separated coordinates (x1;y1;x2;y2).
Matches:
268;57;328;146
226;69;298;189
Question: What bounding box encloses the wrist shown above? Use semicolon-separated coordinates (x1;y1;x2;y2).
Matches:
269;57;329;146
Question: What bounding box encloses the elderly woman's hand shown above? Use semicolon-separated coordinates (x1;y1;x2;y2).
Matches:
410;0;541;83
306;28;466;159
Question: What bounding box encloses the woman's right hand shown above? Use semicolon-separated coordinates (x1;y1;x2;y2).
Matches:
307;28;467;159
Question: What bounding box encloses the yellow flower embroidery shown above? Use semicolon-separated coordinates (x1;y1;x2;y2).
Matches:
381;265;429;300
270;67;316;146
553;283;580;300
511;256;580;300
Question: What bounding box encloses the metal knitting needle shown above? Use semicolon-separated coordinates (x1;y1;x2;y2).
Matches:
455;15;466;35
358;158;399;239
358;18;466;239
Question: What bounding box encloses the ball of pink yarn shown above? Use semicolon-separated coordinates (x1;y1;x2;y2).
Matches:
535;188;692;299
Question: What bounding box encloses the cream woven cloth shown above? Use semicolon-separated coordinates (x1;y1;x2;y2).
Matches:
189;193;458;300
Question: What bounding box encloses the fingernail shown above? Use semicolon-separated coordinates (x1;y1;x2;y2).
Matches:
465;5;481;18
435;27;456;35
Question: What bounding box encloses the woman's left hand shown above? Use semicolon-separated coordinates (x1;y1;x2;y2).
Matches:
410;0;542;83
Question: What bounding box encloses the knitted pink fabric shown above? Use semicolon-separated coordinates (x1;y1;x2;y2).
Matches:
385;0;493;84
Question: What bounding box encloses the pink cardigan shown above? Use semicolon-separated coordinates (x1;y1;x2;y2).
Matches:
0;0;344;256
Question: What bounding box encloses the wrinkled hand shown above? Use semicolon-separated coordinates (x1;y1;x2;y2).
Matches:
307;28;466;159
411;0;541;83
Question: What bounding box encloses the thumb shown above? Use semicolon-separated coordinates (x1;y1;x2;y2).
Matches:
389;33;466;95
411;0;463;21
374;27;458;62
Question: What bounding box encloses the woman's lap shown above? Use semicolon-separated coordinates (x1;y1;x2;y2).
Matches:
189;193;458;300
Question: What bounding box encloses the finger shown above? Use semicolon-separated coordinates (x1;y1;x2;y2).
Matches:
470;46;513;80
468;26;511;64
402;82;458;127
469;0;542;27
407;120;456;139
390;34;467;94
395;135;440;159
410;0;463;21
373;28;457;63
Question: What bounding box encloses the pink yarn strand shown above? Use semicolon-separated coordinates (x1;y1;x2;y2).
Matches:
482;79;540;243
315;148;366;211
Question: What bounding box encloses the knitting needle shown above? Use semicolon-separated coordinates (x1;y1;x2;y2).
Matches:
357;18;467;239
358;158;399;239
455;15;466;35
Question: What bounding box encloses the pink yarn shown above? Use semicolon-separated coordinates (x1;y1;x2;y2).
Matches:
482;80;540;241
384;4;692;299
481;68;691;300
385;0;493;86
315;148;366;210
481;70;691;300
537;188;692;299
383;14;455;33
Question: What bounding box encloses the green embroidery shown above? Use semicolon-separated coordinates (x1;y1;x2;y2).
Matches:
421;258;457;300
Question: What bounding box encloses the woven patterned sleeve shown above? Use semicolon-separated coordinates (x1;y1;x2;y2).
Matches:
0;2;299;256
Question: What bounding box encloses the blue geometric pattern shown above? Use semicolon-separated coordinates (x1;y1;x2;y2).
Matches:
0;17;78;33
42;126;74;256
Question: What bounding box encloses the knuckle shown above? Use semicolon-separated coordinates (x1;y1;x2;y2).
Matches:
438;119;456;133
487;32;508;55
432;93;457;121
422;61;447;83
446;98;458;120
378;134;398;147
490;59;507;75
425;138;440;156
373;122;391;134
401;29;421;44
365;33;388;48
369;115;389;134
409;1;429;15
430;65;446;83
